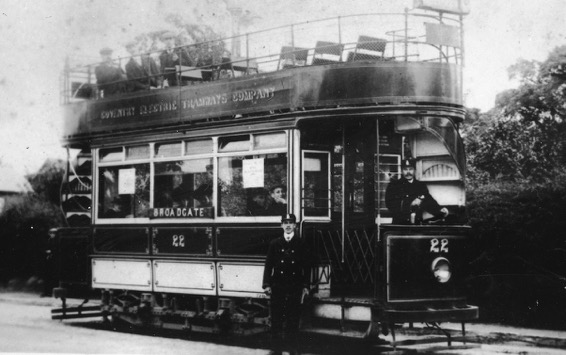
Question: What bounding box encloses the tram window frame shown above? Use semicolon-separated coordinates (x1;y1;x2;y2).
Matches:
153;158;214;210
216;132;289;221
99;147;124;162
94;131;289;224
301;150;331;220
154;142;182;158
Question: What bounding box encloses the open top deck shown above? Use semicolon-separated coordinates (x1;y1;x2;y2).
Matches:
61;10;465;146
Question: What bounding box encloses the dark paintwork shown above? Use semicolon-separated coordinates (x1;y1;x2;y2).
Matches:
62;61;462;144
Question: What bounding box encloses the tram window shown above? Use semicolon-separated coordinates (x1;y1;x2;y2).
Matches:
303;151;330;218
253;132;286;149
378;117;466;223
99;147;123;162
218;153;287;217
126;145;150;160
98;164;150;218
155;142;182;158
153;159;213;209
218;135;250;152
414;131;449;157
185;139;213;155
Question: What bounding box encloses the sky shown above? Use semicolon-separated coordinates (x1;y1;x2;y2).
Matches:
0;0;565;178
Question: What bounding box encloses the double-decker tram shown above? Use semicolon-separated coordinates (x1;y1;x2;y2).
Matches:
53;2;477;348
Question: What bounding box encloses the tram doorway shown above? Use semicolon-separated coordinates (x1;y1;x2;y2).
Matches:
301;118;379;297
343;120;377;229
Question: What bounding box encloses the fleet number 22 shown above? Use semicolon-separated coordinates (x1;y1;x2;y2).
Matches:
430;238;449;253
172;234;185;248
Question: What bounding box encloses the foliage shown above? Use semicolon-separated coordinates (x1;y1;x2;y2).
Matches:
463;111;559;183
26;158;66;206
463;45;566;186
465;172;566;328
128;13;229;68
0;194;65;281
463;46;566;328
0;160;66;282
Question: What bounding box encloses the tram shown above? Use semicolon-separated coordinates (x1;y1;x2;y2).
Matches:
52;2;477;347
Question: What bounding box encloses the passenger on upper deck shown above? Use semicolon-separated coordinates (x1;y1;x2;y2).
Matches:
385;158;449;224
95;47;127;97
159;31;195;87
125;41;161;91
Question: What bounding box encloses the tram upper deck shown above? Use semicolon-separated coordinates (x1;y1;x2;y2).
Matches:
61;11;465;146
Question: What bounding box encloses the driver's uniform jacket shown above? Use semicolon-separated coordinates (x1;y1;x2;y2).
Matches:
385;177;442;224
262;235;310;290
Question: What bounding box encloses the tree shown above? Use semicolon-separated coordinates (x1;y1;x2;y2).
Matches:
495;46;566;169
128;12;230;69
463;47;566;328
463;45;566;184
0;159;66;284
26;158;66;206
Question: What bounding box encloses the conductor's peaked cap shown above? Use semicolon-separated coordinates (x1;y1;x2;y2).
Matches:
281;213;297;223
401;158;416;168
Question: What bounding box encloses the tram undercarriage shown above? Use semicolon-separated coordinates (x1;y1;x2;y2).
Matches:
99;291;270;335
53;288;477;351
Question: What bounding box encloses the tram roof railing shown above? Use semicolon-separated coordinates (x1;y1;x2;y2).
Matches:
61;10;465;104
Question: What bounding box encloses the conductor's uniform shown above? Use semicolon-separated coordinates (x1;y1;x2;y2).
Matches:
263;214;310;339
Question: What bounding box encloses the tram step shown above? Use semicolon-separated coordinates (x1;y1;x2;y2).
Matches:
310;296;375;306
51;305;102;320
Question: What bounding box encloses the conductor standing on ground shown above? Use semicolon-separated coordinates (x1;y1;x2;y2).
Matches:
263;213;310;343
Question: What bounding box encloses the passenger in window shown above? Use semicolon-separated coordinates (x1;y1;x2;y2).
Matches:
159;31;195;87
125;41;160;91
95;47;127;97
385;158;449;224
266;185;287;216
193;183;212;207
247;188;268;216
157;164;191;208
102;196;129;218
170;166;191;207
192;164;213;207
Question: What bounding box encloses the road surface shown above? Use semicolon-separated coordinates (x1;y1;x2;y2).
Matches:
1;292;565;354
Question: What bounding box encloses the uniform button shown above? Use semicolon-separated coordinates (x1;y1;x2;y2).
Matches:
291;250;294;253
281;260;284;263
292;261;295;264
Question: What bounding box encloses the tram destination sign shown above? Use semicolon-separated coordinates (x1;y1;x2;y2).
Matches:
149;207;213;219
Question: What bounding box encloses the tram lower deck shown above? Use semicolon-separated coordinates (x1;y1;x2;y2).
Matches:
54;105;478;340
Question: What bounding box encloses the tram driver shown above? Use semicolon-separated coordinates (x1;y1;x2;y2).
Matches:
385;158;449;224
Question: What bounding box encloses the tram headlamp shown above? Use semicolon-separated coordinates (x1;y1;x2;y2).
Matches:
431;257;451;283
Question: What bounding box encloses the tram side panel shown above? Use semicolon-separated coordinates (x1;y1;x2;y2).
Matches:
88;225;281;298
53;227;94;298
